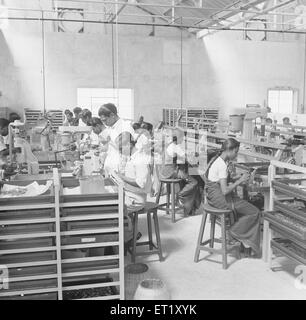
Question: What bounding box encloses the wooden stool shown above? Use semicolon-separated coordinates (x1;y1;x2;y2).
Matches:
128;202;164;263
194;203;239;270
156;178;183;223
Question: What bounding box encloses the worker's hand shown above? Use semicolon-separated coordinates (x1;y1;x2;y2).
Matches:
239;172;250;184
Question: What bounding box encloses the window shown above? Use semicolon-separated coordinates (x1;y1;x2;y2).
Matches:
268;88;297;114
77;88;134;120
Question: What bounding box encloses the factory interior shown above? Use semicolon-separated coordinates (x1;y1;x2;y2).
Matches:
1;0;306;301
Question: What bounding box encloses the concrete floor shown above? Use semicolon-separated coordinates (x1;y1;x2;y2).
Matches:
125;209;306;300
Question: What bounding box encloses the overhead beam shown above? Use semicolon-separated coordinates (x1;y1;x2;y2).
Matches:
193;0;267;28
109;0;127;22
196;0;296;38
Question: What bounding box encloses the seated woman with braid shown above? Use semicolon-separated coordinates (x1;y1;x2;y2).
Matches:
205;138;261;257
111;132;152;247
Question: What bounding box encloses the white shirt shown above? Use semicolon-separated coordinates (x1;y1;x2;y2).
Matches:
208;157;228;182
104;118;135;173
79;119;87;127
0;135;9;152
89;131;99;146
124;150;152;206
165;142;185;165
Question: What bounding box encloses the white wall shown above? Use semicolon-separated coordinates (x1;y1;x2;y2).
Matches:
202;32;306;117
0;3;305;125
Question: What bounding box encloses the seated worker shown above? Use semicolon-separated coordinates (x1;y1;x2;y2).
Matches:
205;138;261;257
112;132;152;244
159;128;202;216
133;122;152;154
9;112;21;123
63;110;74;126
80;109;92;127
283;117;292;126
0;118;10;157
282;117;294;140
72;107;82;126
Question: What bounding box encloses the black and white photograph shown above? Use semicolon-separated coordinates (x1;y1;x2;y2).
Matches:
0;0;306;303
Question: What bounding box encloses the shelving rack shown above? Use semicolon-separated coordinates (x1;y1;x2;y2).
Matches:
263;161;306;266
163;107;219;129
24;108;64;129
0;170;124;300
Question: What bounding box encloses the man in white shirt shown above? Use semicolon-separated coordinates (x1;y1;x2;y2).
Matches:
159;128;202;216
98;104;134;174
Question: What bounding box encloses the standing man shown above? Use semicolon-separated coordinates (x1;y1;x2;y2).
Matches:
98;103;134;174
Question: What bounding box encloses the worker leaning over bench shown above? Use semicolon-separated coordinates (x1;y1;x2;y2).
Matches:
98;103;134;174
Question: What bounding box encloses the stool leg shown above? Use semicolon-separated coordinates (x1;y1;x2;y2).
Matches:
153;211;164;262
156;182;163;205
221;214;228;270
171;183;176;223
194;210;208;263
147;212;153;250
210;215;216;248
131;213;139;264
166;183;170;212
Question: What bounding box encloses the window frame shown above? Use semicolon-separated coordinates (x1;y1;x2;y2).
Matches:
267;87;299;114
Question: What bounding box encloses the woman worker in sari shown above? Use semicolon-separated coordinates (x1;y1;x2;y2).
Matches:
205;138;261;257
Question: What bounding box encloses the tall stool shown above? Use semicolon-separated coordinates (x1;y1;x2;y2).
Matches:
155;178;183;223
194;203;239;270
128;202;164;263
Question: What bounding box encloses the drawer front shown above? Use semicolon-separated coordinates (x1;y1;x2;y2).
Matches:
0;238;54;251
0;292;58;300
0;252;56;265
0;208;55;221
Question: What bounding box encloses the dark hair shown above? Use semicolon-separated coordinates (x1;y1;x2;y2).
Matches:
206;138;240;178
0;118;9;128
141;122;153;133
73;107;82;115
66;111;73;117
90;117;103;127
133;122;141;131
9;112;21;123
64;109;71;115
81;109;92;119
98;103;118;117
266;118;272;123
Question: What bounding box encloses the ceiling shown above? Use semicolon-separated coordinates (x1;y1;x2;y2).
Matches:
113;0;304;37
2;0;305;37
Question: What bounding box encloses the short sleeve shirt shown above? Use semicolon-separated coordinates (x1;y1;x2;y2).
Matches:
208;157;228;182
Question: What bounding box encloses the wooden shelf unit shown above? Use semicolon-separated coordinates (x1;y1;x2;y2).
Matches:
163;107;219;129
263;161;306;267
0;170;125;300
